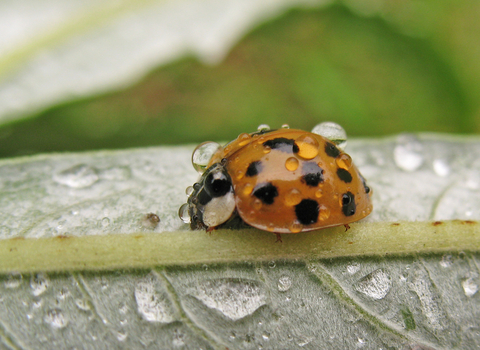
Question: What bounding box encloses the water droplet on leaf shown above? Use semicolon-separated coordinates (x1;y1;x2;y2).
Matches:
311;122;347;150
53;164;99;188
354;269;391;300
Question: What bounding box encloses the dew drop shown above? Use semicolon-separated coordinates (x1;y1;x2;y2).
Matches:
192;141;221;174
281;124;290;129
141;213;160;229
285;188;302;206
295;134;319;160
393;134;424;172
237;132;251;146
193;279;266;321
319;205;330;221
242;183;254;196
277;275;292;292
285;157;299;171
53;164;99;188
335;154;352;170
75;299;91;311
178;203;191;224
185;186;194;196
311;122;347;150
262;332;270;340
116;331;128;342
289;222;302;233
433;159;450;177
268;261;276;269
462;277;478;297
30;274;49;296
235;169;245;180
44;309;68;329
346;262;360;275
354;269;392;300
439;254;453;268
134;278;175;323
257;124;270;132
315;188;323;198
101;217;111;227
253;199;262;210
4;272;22;289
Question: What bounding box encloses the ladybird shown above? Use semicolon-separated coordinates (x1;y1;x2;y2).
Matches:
179;124;372;234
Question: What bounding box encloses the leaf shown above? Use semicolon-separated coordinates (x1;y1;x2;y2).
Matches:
0;134;479;348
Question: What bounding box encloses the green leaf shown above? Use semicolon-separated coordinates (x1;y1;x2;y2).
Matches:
0;134;479;348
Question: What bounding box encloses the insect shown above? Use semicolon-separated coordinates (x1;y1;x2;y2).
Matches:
179;124;372;234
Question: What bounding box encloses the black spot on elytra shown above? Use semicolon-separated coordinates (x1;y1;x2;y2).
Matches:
295;199;320;225
246;161;263;177
337;168;353;183
301;162;324;187
359;174;371;194
253;183;278;205
325;142;340;158
263;138;299;153
341;192;356;216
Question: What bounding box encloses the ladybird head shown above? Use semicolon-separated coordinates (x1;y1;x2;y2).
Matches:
184;162;235;230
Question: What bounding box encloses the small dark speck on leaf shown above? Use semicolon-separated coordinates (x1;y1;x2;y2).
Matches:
432;221;443;226
391;223;400;226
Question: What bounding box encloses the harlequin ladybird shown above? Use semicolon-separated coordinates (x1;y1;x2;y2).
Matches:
179;123;372;234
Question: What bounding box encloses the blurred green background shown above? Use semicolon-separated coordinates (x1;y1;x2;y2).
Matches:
0;2;479;158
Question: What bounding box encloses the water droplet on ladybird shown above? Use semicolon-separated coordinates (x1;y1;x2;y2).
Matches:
354;269;392;300
192;141;221;174
263;145;271;154
319;205;330;220
285;157;299;171
257;124;270;132
53;164;99;188
295;134;319;159
433;159;450;177
235;169;245;180
253;199;262;210
393;134;424;172
178;203;191;224
335;154;352;170
44;308;68;329
311;122;347;150
281;124;290;129
278;275;293;292
315;189;323;198
237;133;251;146
285;188;302;206
289;221;302;233
242;183;254;196
462;276;478;297
185;186;194;196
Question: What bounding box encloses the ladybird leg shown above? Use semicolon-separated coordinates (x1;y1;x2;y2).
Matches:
206;226;216;233
344;224;350;232
275;233;283;243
